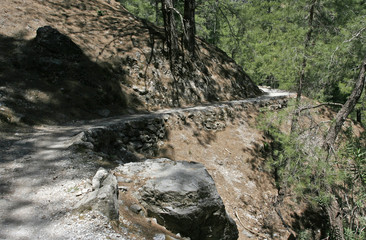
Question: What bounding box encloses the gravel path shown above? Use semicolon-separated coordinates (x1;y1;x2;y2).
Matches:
0;127;126;239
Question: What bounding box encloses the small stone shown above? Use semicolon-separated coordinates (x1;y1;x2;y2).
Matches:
130;204;142;214
147;124;157;132
153;233;166;240
92;168;108;190
98;193;107;199
242;229;254;238
117;177;132;183
118;186;128;192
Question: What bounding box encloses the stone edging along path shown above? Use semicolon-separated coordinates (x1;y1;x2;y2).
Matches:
63;88;291;160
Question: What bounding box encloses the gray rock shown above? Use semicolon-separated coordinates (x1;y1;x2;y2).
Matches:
117;176;132;183
74;168;119;220
153;234;166;240
68;132;94;150
132;85;148;95
116;158;238;240
92;168;108;190
242;229;254;238
130;204;142;214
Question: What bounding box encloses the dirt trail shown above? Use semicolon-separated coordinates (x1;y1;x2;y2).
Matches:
0;125;125;239
0;90;291;240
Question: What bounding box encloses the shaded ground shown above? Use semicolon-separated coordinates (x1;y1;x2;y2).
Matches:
0;31;129;127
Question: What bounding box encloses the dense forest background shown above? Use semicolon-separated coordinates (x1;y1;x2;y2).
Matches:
119;0;366;124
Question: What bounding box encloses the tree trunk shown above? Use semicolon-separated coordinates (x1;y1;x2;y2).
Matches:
161;0;179;63
322;54;366;240
155;0;160;25
183;0;196;56
356;108;362;123
291;0;317;132
324;54;366;149
296;0;316;102
325;195;346;240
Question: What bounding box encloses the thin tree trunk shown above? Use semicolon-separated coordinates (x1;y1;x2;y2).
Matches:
161;0;181;106
183;0;196;56
161;0;179;63
213;0;219;45
324;54;366;149
291;0;317;132
296;0;316;102
155;0;160;25
322;54;366;240
356;108;362;123
325;195;345;240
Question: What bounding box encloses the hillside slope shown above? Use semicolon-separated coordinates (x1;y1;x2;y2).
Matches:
0;0;261;127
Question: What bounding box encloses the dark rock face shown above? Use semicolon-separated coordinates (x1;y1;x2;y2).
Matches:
116;159;238;240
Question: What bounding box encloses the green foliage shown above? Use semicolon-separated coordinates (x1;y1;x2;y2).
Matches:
119;0;366;115
258;105;366;236
258;103;330;201
117;0;161;25
338;132;366;239
298;229;312;240
345;227;366;240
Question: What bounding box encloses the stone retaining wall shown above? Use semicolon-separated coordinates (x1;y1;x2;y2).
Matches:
76;96;288;161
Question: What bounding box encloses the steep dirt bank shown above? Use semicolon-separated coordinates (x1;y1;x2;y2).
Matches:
0;0;261;127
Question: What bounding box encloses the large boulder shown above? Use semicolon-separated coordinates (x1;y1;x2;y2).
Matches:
115;158;238;240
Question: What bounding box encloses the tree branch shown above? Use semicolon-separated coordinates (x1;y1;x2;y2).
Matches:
330;27;366;65
297;102;343;113
170;7;188;42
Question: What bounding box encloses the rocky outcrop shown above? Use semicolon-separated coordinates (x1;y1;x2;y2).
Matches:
115;158;238;240
74;168;119;220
